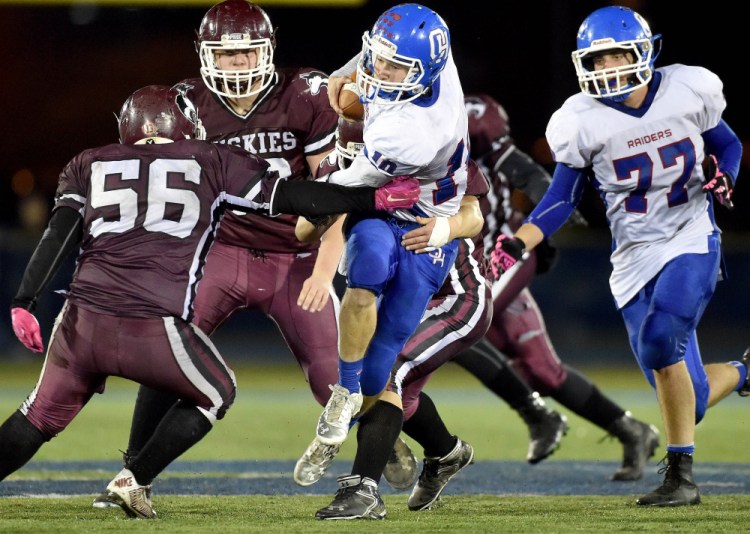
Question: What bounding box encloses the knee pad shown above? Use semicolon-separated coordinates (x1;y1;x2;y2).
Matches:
346;220;396;293
638;310;685;370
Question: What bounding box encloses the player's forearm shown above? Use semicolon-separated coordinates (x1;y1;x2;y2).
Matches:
513;223;545;251
13;207;82;312
314;218;346;281
272;180;375;217
448;196;483;239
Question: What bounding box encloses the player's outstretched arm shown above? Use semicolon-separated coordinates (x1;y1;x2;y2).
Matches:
272;177;419;218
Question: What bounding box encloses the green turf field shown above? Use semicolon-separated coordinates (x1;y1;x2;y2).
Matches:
1;361;748;531
1;361;746;463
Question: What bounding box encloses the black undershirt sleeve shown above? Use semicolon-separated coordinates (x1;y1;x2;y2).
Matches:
12;206;83;312
271;180;376;217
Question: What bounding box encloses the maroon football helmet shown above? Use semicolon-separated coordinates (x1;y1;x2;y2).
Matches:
196;0;277;98
464;94;511;159
335;118;364;170
118;85;206;145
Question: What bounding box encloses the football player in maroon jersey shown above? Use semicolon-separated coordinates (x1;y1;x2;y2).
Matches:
4;85;419;519
91;0;353;507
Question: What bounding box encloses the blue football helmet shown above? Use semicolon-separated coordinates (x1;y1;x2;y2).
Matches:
356;3;450;105
571;6;661;102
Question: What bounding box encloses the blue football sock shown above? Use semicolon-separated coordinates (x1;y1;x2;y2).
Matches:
667;443;695;455
729;360;747;391
338;358;363;394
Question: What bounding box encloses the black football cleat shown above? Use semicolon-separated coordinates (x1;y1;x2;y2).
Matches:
607;413;660;481
636;452;701;506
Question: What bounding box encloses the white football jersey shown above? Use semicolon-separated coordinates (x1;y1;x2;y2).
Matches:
546;65;726;307
329;53;469;221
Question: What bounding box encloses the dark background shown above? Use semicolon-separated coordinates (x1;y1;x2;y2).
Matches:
1;1;747;365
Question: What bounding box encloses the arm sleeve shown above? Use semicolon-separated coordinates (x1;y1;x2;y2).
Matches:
271;180;375;217
12;206;83;312
497;147;552;205
702;119;742;180
524;163;588;238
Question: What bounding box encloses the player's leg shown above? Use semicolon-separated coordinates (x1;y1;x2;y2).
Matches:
501;289;659;479
94;242;246;508
377;282;491;489
314;393;399;520
0;303;101;481
452;337;568;464
103;316;236;518
262;250;341;406
628;247;722;506
315;224;459;518
313;217;398;446
389;286;491;510
401;390;474;511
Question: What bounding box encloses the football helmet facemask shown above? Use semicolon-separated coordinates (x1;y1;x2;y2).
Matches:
118;85;206;145
357;3;450;105
196;0;276;98
572;6;661;102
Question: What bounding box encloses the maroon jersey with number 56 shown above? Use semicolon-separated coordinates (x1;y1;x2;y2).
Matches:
54;140;273;320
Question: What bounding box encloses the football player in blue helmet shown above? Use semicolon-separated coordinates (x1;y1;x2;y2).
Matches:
356;3;450;104
571;5;661;103
297;2;472;521
492;4;743;509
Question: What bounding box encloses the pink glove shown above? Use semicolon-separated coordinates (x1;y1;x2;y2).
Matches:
11;307;44;353
374;176;420;211
702;154;734;210
490;234;525;279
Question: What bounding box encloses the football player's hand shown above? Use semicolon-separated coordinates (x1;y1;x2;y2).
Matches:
328;75;354;115
491;234;525;279
11;307;44;353
703;154;734;209
374;176;420;211
402;216;451;253
297;274;332;312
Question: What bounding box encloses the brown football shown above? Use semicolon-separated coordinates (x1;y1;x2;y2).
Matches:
338;82;364;121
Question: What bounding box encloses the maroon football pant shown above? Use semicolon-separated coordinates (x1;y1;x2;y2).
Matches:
485;287;568;394
389;280;493;420
192;242;340;406
22;302;236;439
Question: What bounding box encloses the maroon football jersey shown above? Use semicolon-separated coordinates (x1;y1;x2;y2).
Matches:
54;140;274;319
176;68;338;252
433;160;491;298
